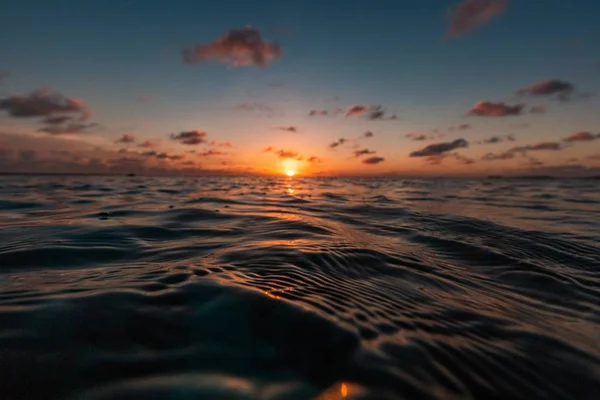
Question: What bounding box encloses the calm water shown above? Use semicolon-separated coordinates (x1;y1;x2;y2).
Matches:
1;176;599;400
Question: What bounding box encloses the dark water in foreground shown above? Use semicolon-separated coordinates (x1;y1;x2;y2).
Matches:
1;176;599;400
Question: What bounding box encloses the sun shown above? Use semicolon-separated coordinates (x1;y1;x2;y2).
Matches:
286;170;295;177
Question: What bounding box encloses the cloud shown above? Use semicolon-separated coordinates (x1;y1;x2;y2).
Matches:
344;104;396;120
479;134;515;144
353;148;376;158
362;156;385;165
447;0;508;38
115;134;135;144
276;149;300;159
197;149;226;157
142;151;185;161
183;26;282;67
328;138;347;149
0;88;91;119
405;132;432;141
235;102;273;112
410;138;469;157
453;153;475;165
307;156;322;163
170;130;207;145
482;151;514;161
512;142;563;152
138;140;158;148
345;105;369;118
517;79;575;101
587;154;600;161
468;101;524;117
263;146;274;152
363;131;374;138
208;141;233;148
38;121;98;135
276;126;297;133
563;131;600;142
136;96;152;103
309;109;329;117
530;105;546;114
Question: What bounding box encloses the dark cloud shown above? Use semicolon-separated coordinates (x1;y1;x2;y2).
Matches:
353;148;376;158
307;156;322;163
468;101;524;117
563;131;600;142
143;151;185;161
511;142;563;152
170;130;208;145
517;79;575;101
363;131;374;138
405;132;432;141
0;88;91;119
309;109;329;117
482;151;514;161
183;26;282;67
447;0;508;38
479;134;515;144
344;104;396;120
115;134;135;144
409;138;469;157
530;105;546;114
197;149;226;157
362;156;385;165
263;146;274;152
328;138;347;149
276;126;297;133
38;121;98;135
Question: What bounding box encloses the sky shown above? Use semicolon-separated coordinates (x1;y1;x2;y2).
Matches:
1;0;599;177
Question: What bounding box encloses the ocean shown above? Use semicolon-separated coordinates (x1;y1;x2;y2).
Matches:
0;175;599;399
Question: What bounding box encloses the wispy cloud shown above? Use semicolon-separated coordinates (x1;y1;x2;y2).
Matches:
276;126;298;133
362;156;385;165
136;96;152;103
197;149;226;157
409;138;469;157
307;156;323;163
345;104;396;120
208;141;233;148
276;149;300;159
363;131;374;138
563;131;600;142
405;132;436;141
115;134;135;144
478;134;515;144
328;138;347;149
138;140;158;148
183;26;282;67
482;141;563;161
517;79;575;101
38;121;98;135
170;130;208;145
468;101;524;117
447;0;508;38
530;105;546;114
353;148;376;158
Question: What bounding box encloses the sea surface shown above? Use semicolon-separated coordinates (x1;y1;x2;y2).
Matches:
0;175;599;400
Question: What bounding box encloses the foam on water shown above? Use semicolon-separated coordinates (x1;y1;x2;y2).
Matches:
1;176;599;399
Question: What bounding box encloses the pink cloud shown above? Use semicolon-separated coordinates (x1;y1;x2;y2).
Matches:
183;26;282;67
345;105;369;118
115;134;135;144
563;132;600;142
468;101;524;117
138;140;158;148
447;0;508;38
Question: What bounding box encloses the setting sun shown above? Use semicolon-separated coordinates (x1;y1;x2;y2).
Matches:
286;170;295;177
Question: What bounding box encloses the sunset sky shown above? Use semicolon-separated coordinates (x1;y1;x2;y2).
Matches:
1;0;599;176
